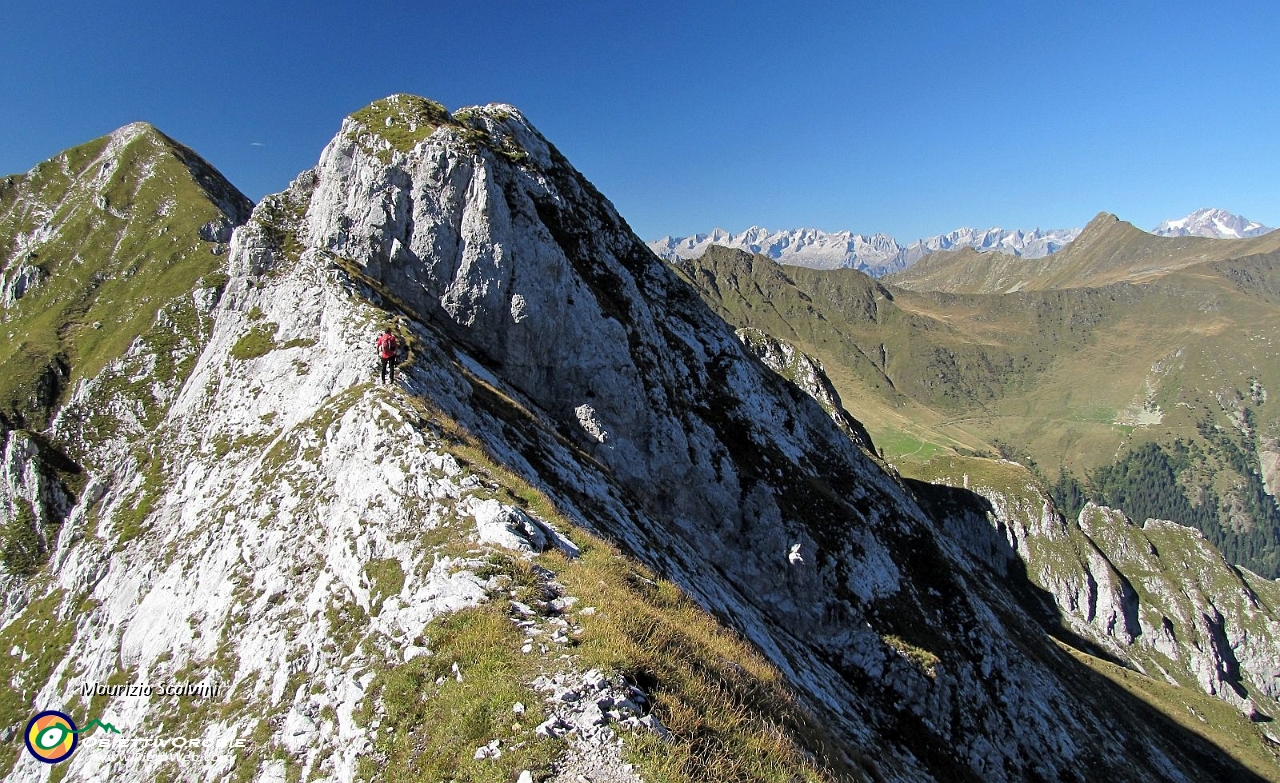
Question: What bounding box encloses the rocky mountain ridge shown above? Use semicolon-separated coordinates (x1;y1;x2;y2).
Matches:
0;94;1276;782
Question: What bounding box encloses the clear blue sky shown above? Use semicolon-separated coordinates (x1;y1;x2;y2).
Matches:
4;1;1278;242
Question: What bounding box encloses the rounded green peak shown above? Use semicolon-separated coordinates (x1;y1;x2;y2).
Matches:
346;95;457;154
353;94;451;124
342;95;541;166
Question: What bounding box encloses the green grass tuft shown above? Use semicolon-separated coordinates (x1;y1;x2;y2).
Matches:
230;322;279;361
357;605;560;783
364;558;405;614
1;498;44;575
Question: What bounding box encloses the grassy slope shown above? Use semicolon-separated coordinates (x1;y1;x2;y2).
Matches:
675;247;1104;461
670;248;995;461
889;262;1280;473
0;124;250;429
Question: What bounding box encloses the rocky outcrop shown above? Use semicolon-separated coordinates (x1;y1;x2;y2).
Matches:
0;425;73;590
736;327;875;451
0;262;44;307
1078;508;1280;711
921;455;1280;721
1261;442;1280;499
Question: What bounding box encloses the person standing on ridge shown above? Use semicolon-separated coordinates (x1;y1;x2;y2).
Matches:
376;327;399;385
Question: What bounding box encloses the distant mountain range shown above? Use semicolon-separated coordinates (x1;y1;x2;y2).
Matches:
883;210;1280;293
650;208;1275;277
648;225;1081;277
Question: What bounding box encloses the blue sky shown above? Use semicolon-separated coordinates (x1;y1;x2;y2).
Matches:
3;0;1278;242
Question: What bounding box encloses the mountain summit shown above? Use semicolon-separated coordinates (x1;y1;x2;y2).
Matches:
1152;207;1275;239
0;121;252;432
1;96;1275;782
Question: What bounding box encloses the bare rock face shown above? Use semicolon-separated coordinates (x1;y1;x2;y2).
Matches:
928;457;1280;720
735;327;875;451
0;426;72;595
1080;511;1280;711
0;262;45;307
197;217;236;243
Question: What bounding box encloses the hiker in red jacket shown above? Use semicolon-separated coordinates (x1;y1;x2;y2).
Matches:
376;328;399;385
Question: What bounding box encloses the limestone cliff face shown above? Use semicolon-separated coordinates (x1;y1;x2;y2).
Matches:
0;427;72;595
734;327;876;451
922;456;1280;723
1077;507;1280;713
0;96;1269;782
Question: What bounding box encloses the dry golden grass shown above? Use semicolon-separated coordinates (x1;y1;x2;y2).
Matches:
396;391;863;782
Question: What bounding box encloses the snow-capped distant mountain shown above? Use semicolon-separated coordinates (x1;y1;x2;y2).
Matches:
900;226;1080;268
651;227;902;273
1151;208;1274;239
649;225;1081;277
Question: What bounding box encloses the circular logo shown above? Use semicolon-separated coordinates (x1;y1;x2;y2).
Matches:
25;710;78;764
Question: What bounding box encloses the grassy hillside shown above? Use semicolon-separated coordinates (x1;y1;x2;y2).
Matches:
0;123;251;430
